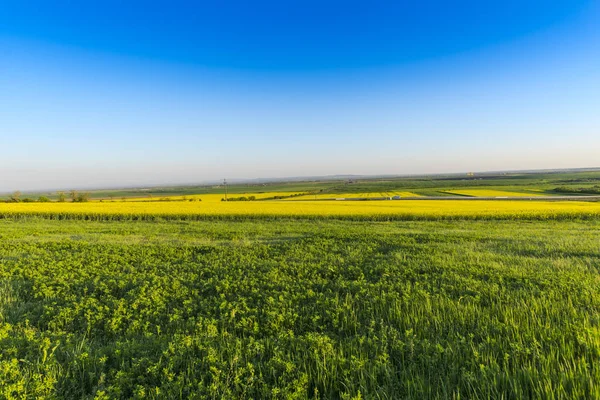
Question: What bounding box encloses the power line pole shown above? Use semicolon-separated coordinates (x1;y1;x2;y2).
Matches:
223;179;228;202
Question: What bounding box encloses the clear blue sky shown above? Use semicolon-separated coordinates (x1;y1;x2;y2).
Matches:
1;1;599;191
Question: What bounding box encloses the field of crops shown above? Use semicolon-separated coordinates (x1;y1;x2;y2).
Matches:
6;170;600;202
2;174;600;398
1;216;599;398
116;192;305;203
289;191;421;200
2;199;600;221
443;189;546;197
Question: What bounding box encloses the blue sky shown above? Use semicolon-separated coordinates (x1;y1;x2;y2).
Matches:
1;1;599;191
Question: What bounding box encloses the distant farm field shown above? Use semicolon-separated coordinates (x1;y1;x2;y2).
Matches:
288;191;422;200
443;189;546;197
116;192;304;202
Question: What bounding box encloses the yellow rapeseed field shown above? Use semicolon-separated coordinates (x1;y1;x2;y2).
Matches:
1;199;600;220
390;191;421;197
116;192;303;202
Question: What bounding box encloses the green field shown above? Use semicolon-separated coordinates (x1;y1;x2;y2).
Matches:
1;216;599;398
2;166;600;399
4;169;600;201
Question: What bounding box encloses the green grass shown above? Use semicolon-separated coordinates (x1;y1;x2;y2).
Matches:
1;217;599;398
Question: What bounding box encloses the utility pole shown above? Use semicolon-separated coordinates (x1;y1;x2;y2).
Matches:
223;179;228;202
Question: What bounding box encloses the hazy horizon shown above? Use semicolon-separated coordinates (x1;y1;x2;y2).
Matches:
2;1;599;192
3;166;600;195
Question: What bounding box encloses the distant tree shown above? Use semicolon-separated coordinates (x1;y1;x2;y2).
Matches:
9;191;21;202
69;190;78;202
38;196;50;202
57;191;66;202
76;192;90;202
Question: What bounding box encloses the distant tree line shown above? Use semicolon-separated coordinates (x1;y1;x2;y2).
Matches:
554;186;600;195
158;196;201;202
221;193;308;202
123;197;202;202
222;196;257;202
3;190;91;203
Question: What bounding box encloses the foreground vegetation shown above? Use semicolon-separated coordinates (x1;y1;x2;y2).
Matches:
1;216;600;398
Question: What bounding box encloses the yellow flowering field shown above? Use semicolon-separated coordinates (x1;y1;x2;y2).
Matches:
390;191;422;197
115;192;303;202
1;199;600;220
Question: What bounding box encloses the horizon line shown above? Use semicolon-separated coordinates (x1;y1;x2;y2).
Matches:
3;166;599;195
